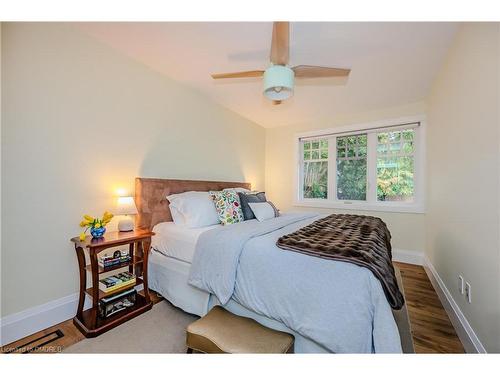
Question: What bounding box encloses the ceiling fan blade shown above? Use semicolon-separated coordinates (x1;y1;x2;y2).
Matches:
270;22;289;65
292;65;350;78
211;70;264;79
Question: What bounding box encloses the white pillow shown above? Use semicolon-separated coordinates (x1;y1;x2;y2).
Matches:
169;206;186;226
223;187;251;193
167;191;220;228
248;202;280;222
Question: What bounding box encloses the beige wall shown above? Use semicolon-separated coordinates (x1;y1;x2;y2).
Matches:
265;102;427;254
1;23;265;317
427;23;500;352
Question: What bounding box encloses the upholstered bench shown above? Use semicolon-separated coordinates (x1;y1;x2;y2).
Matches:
186;306;294;353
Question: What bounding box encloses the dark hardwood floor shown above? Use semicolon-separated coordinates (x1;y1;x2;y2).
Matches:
2;263;464;354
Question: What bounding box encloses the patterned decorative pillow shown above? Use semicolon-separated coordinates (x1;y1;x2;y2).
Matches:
209;189;244;225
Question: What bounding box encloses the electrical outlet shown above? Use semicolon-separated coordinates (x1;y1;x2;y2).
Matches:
458;275;464;294
465;282;472;303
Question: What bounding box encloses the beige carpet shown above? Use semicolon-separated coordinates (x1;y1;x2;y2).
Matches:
65;268;414;353
65;300;197;353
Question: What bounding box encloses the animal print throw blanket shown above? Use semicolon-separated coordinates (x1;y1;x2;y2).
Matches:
276;214;404;309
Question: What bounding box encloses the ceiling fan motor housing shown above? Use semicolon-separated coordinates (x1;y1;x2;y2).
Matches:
263;65;294;101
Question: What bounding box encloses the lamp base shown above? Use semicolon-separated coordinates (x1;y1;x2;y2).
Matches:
118;217;134;232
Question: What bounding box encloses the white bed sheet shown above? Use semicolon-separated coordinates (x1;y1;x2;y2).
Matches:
151;222;219;263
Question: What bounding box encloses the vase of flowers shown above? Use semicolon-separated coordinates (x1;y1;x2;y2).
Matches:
79;211;114;240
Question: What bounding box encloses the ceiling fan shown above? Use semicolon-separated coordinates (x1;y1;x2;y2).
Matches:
211;22;351;105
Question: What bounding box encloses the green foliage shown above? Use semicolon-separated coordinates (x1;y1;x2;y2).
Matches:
302;130;415;202
377;156;414;201
303;161;328;199
336;160;367;200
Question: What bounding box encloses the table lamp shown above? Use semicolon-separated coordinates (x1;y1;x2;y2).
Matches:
115;196;138;232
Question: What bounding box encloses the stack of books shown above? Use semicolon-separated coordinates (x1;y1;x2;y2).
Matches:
98;251;131;269
99;271;136;293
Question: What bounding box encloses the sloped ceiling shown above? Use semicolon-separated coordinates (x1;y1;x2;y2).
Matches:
77;22;458;128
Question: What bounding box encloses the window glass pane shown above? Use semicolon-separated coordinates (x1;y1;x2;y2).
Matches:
377;128;415;201
311;150;319;159
320;139;328;149
303;161;328;199
321;149;328;159
377;144;388;154
336;134;367;201
378;133;388;143
388;131;401;142
389;143;401;152
303;142;311;150
304;151;311;160
311;141;320;149
337;160;367;200
402;130;414;141
402;142;414;153
337;138;345;147
358;146;367;157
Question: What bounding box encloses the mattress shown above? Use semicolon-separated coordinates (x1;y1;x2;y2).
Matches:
151;221;219;263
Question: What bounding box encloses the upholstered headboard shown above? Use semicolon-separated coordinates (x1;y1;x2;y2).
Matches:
135;178;251;230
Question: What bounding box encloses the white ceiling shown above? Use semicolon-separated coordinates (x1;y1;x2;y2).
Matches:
77;22;458;128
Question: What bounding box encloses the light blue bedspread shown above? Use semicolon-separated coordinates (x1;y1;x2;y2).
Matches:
188;213;402;353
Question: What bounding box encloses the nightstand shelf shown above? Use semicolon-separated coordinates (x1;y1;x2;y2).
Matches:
75;293;151;335
84;255;144;274
70;230;155;338
85;277;144;300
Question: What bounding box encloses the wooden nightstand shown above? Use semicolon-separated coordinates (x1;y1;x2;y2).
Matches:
70;230;155;338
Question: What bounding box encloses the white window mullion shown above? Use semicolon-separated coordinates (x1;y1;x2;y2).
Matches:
366;133;377;203
298;141;304;201
328;136;336;202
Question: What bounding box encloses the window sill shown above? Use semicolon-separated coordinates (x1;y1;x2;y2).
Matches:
294;199;425;214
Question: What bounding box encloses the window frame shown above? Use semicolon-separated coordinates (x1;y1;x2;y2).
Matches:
294;115;426;214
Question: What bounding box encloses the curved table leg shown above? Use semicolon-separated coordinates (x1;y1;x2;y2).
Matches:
74;245;87;320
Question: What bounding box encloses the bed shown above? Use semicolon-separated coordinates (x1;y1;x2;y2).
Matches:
135;177;402;353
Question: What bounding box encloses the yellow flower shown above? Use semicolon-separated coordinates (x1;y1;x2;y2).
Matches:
102;212;113;221
94;222;101;229
79;220;89;227
79;232;86;241
83;214;94;222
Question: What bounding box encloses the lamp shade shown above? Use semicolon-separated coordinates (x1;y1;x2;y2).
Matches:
263;65;294;101
115;196;138;215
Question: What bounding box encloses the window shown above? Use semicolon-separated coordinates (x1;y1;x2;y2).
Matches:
302;139;328;199
336;134;367;201
297;118;424;213
376;129;415;202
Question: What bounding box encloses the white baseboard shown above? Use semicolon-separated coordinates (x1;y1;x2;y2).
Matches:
0;293;91;346
423;256;486;353
392;248;424;265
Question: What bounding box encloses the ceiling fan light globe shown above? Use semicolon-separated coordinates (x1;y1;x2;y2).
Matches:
263;65;294;101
